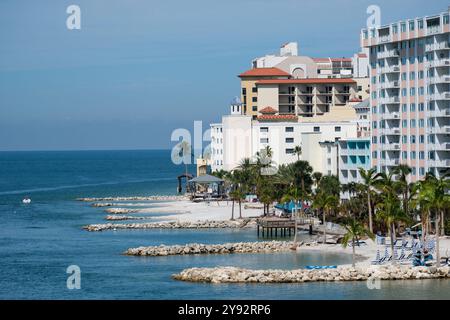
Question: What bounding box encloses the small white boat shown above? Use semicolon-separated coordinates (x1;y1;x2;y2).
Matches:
22;197;31;204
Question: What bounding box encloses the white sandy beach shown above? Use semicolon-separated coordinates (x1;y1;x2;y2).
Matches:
98;199;450;266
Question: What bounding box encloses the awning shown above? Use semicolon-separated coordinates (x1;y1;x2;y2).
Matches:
188;174;224;183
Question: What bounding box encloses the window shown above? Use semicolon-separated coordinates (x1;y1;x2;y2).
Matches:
409;21;415;31
401;72;407;80
402;151;407;159
411;151;416;160
402;104;407;112
285;137;294;143
410;119;416;128
260;138;269;143
401;57;407;65
411;135;416;143
242;88;246;95
252;87;257;93
402;135;407;143
392;24;398;34
252;97;257;102
419;119;425;128
313;126;320;132
412;167;416;175
372;136;377;144
402;120;407;127
419;87;424;96
410;103;416;112
260;127;268;132
418;70;424;79
410;88;416;96
419;167;425;176
444;15;450;25
419;151;425;160
285;127;294;133
285;148;294;154
410;71;415;80
373;106;377;114
419;135;425;143
418;20;424;29
334;126;341;132
401;23;406;32
402;88;407;96
372;121;377;129
327;158;331;165
372;151;377;158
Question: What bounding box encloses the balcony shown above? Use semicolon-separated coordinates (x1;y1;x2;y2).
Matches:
430;108;450;117
381;65;400;73
381;159;400;166
380;81;400;89
426;58;450;68
427;25;442;35
426;75;450;84
384;127;401;135
382;112;400;120
297;91;313;96
427;126;450;134
377;49;400;59
379;96;400;104
427;92;450;101
425;42;450;52
429;142;450;151
429;159;450;167
383;143;400;151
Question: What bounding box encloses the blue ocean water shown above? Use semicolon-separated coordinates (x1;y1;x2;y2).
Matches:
0;150;449;299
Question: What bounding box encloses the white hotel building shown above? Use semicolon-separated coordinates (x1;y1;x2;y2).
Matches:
361;8;450;180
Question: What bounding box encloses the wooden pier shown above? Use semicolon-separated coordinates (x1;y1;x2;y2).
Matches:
256;218;296;238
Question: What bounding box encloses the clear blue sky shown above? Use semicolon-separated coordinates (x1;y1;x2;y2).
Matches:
0;0;443;151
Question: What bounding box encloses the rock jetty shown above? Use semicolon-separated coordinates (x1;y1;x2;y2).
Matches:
173;265;450;284
77;195;188;202
104;208;138;214
105;215;147;221
125;241;295;256
83;219;257;232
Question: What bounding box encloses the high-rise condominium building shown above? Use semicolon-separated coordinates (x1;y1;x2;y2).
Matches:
361;8;450;180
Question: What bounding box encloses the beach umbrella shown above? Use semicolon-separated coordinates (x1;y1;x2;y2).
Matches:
393;246;398;259
384;247;389;259
400;247;405;259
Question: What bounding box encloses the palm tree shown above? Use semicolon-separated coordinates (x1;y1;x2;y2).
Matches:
341;218;374;267
293;145;302;161
359;167;379;233
312;172;323;189
313;193;339;244
393;164;412;216
375;192;409;265
316;175;341;197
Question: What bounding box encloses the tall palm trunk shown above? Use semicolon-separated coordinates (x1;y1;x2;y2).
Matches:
323;209;327;244
390;223;396;265
441;211;445;236
367;192;373;233
436;212;441;267
239;200;242;219
231;200;235;220
351;238;356;268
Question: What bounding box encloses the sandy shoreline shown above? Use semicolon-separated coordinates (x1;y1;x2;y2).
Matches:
84;198;450;266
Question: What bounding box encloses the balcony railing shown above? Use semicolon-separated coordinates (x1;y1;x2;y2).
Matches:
380;81;400;89
427;92;450;101
426;58;450;68
382;112;400;120
381;65;400;73
430;108;450;117
427;126;450;134
429;159;450;167
383;143;400;150
384;127;401;135
426;75;450;84
425;42;450;52
380;159;400;166
429;142;450;150
379;96;400;104
377;49;400;59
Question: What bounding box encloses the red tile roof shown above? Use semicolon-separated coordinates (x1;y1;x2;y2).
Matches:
257;115;298;122
349;98;363;102
259;106;278;114
357;53;367;58
239;67;290;77
331;58;352;62
257;78;356;85
313;58;330;63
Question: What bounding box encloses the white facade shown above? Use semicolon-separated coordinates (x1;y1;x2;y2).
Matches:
210;123;223;172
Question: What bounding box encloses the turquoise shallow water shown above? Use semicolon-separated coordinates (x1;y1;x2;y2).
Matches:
0;150;449;299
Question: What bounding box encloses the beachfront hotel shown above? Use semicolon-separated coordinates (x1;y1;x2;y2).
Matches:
210;43;371;177
361;8;450;180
